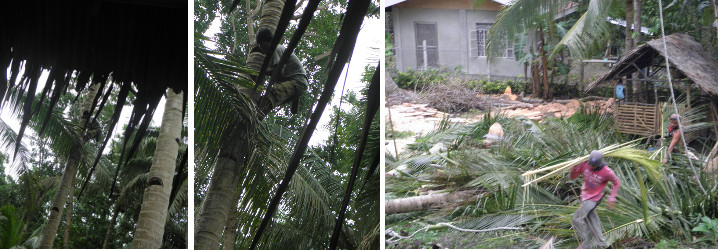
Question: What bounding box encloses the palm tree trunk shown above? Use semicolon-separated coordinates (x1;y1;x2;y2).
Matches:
131;89;184;248
625;0;634;100
538;24;549;100
531;60;541;98
102;207;120;249
62;178;76;248
194;126;245;249
40;82;100;249
385;190;479;215
221;191;241;250
633;0;642;101
195;0;284;249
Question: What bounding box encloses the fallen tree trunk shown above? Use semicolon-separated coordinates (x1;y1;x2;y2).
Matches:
503;103;535;110
385;190;480;215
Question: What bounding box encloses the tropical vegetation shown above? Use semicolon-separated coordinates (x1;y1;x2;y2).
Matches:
0;81;188;248
385;101;718;248
385;0;718;248
194;0;380;249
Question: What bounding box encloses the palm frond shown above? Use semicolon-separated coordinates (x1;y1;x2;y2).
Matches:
194;46;263;181
0;119;31;175
0;205;24;248
550;0;614;60
487;0;568;62
168;178;188;218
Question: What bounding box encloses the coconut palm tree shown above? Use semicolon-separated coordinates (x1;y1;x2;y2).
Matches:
484;0;616;99
131;89;185;248
195;0;377;248
95;125;188;249
194;0;285;246
40;81;101;248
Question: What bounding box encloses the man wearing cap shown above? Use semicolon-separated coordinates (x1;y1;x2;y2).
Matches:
250;28;308;118
570;150;621;248
662;114;683;164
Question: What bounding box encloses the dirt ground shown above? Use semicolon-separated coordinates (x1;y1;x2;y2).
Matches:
496;97;614;120
386;94;614;157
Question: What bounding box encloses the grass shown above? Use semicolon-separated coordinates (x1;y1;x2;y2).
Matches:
386;130;414;140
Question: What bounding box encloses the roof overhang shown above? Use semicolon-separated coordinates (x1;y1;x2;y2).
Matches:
387;0;513;7
585;33;718;96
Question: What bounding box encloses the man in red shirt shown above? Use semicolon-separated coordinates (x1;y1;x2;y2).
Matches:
570;150;621;248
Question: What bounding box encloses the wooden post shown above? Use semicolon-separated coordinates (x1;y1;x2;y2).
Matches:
686;84;691;108
580;61;585;92
422;40;428;71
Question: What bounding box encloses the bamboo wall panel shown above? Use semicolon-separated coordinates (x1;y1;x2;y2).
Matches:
614;102;661;136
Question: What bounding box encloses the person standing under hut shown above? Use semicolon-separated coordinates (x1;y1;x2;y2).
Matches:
570;151;621;249
662;113;683;164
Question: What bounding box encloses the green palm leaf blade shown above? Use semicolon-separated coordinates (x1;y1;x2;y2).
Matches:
0;205;24;248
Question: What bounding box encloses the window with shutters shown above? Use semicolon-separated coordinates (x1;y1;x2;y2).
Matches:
414;22;438;69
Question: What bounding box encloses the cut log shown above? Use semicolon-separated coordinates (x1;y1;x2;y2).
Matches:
705;140;718;173
504;103;535;110
385;190;480;215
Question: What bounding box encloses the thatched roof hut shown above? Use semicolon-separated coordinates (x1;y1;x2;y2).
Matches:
0;0;186;165
584;33;718;96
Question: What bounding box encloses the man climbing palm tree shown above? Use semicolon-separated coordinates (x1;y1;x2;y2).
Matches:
252;28;308;117
570;150;621;249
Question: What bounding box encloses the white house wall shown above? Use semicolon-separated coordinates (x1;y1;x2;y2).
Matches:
393;7;524;77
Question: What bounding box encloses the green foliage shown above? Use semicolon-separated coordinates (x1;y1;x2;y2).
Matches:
393;69;448;90
387;105;718;248
480;80;509;94
0;205;23;248
387;130;414;140
693;216;718;244
566;104;614;131
385;31;394;63
466;79;528;94
654;238;685;249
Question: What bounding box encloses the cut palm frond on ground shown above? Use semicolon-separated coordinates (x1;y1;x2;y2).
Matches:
522;138;662;188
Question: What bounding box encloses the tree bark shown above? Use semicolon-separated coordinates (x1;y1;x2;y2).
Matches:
195;0;284;249
625;0;634;100
132;89;184;248
194;126;245;250
531;60;541;98
221;191;241;250
538;25;550;100
40;82;100;249
633;0;642;101
102;207;120;249
62;178;76;248
385;190;480;215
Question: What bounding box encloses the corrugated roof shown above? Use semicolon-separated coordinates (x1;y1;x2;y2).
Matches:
607;17;653;35
585;33;718;96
